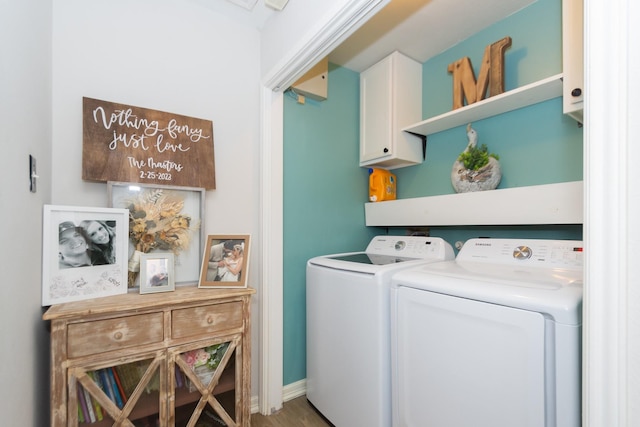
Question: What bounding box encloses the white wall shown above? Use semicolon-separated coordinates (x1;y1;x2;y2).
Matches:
583;0;640;424
51;0;262;401
0;1;52;425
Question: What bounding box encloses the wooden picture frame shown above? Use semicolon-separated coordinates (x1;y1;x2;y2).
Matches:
42;205;129;305
108;181;204;288
199;235;250;288
139;252;175;294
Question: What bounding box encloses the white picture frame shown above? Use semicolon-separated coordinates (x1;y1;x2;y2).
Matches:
42;205;129;306
108;181;205;289
139;252;175;294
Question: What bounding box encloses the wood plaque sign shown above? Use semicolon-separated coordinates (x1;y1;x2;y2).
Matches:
82;97;216;189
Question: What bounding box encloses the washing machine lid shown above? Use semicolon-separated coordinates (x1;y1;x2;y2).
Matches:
392;238;584;325
308;236;455;274
325;252;416;265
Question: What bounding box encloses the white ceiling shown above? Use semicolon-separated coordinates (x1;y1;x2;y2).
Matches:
328;0;537;72
211;0;537;72
192;0;277;29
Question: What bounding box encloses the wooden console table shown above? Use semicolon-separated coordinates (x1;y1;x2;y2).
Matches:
43;286;255;427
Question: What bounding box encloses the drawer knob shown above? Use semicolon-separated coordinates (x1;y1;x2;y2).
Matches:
113;331;123;340
207;316;214;325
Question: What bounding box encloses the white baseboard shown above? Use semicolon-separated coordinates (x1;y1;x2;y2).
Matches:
251;379;307;414
282;378;307;402
251;395;260;414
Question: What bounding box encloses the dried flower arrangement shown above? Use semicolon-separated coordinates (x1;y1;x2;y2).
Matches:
125;189;199;287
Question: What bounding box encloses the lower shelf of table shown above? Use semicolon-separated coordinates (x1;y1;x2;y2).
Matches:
78;367;235;426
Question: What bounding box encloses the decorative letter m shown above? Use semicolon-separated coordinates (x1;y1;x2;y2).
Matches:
447;36;512;110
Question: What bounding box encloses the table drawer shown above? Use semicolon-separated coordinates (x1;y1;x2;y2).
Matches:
172;302;243;339
67;313;164;358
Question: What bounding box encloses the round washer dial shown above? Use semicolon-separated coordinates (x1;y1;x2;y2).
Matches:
395;241;406;251
513;245;532;260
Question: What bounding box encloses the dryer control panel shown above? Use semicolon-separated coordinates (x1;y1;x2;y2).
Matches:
365;235;454;260
457;238;583;269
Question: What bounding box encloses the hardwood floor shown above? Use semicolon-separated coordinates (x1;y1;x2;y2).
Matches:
251;395;333;427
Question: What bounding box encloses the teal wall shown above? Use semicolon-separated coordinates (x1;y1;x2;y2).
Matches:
393;0;583;249
397;0;582;199
283;64;377;385
282;0;582;387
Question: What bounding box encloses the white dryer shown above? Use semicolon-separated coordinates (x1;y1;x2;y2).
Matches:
307;235;454;427
390;238;584;427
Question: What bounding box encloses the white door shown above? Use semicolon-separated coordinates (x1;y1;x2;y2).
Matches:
392;286;547;427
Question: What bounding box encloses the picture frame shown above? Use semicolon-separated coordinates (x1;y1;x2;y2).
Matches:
42;205;129;306
139;252;175;294
108;182;205;289
199;235;251;288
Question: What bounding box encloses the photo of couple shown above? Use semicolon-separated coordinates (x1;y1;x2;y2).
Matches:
199;235;250;288
43;205;129;306
58;220;117;269
206;239;245;282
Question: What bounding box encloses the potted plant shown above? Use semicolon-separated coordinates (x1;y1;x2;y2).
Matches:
451;124;501;192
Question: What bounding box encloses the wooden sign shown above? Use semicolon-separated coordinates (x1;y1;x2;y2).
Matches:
447;36;512;110
82;97;216;189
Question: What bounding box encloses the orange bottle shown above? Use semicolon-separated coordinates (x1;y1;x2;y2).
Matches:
368;168;397;202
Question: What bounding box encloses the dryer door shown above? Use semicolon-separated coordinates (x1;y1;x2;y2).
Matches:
392;286;546;427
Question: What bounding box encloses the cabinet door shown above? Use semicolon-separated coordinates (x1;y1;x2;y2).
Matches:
562;0;584;122
69;355;164;427
170;335;242;427
360;56;393;164
360;52;423;169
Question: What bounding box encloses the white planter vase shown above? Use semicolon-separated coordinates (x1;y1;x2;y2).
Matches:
451;157;502;193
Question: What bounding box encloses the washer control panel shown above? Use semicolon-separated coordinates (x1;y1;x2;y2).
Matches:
457;238;583;269
365;235;454;260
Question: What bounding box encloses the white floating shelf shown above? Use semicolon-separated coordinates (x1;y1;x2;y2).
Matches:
364;181;583;226
403;73;564;136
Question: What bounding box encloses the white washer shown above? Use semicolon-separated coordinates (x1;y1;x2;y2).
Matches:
390;238;584;427
306;235;455;427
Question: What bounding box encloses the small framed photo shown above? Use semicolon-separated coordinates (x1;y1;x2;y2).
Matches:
42;205;129;306
108;182;205;289
199;235;250;289
139;252;175;294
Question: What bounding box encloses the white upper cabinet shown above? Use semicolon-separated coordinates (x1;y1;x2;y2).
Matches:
562;0;584;123
359;51;423;170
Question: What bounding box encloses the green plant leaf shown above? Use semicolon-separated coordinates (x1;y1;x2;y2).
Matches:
458;144;498;170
